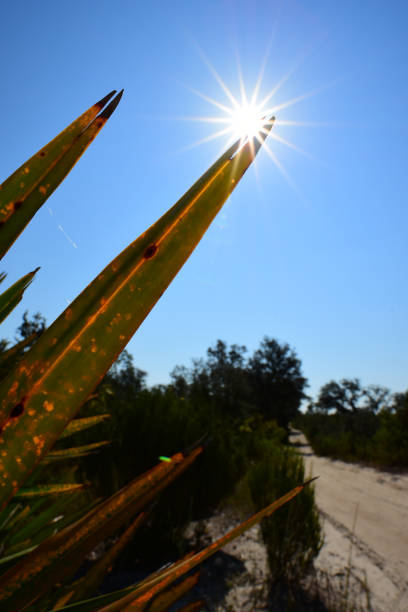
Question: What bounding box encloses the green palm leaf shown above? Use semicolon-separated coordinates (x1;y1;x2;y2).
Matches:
14;483;87;498
43;441;110;462
0;90;122;259
59;414;111;439
0;122;273;509
0;268;39;324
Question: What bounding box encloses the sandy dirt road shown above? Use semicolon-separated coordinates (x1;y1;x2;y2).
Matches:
291;430;408;611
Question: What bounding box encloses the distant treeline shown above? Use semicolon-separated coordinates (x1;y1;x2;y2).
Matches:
297;379;408;468
4;312;406;473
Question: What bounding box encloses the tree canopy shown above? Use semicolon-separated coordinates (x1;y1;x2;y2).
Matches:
311;378;392;414
171;336;308;429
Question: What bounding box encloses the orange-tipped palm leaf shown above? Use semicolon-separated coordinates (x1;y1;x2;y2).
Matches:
54;509;151;608
98;479;314;611
124;571;200;612
0;447;202;611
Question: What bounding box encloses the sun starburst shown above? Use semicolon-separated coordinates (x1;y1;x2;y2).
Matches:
175;49;329;194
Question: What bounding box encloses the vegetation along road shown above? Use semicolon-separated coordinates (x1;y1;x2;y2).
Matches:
291;430;408;611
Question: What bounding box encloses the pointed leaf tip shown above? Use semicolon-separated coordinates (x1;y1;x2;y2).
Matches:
99;90;124;120
95;90;117;110
303;476;319;486
249;117;274;156
183;434;209;455
261;116;275;136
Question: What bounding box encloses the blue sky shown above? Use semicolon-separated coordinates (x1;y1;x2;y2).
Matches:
0;0;407;400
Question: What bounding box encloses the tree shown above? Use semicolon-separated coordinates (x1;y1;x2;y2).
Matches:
362;385;392;414
390;391;408;428
16;310;46;341
205;340;252;414
171;340;253;416
248;337;308;429
314;379;392;415
314;378;363;414
0;312;47;380
169;364;190;398
108;349;146;395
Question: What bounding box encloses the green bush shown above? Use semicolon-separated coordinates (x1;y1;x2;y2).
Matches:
299;393;408;468
370;400;408;466
248;440;322;585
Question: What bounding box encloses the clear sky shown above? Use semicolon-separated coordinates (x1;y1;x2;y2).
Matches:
0;0;407;400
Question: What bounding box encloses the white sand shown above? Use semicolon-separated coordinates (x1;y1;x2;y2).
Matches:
185;511;270;611
291;429;408;611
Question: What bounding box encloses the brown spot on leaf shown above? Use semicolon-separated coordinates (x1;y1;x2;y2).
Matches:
143;244;158;259
14;201;23;211
39;151;46;157
10;402;24;418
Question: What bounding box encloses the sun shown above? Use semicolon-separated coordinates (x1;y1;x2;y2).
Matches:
177;50;324;191
181;74;278;151
228;102;268;141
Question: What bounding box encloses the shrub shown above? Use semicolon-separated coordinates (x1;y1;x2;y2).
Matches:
248;440;322;586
